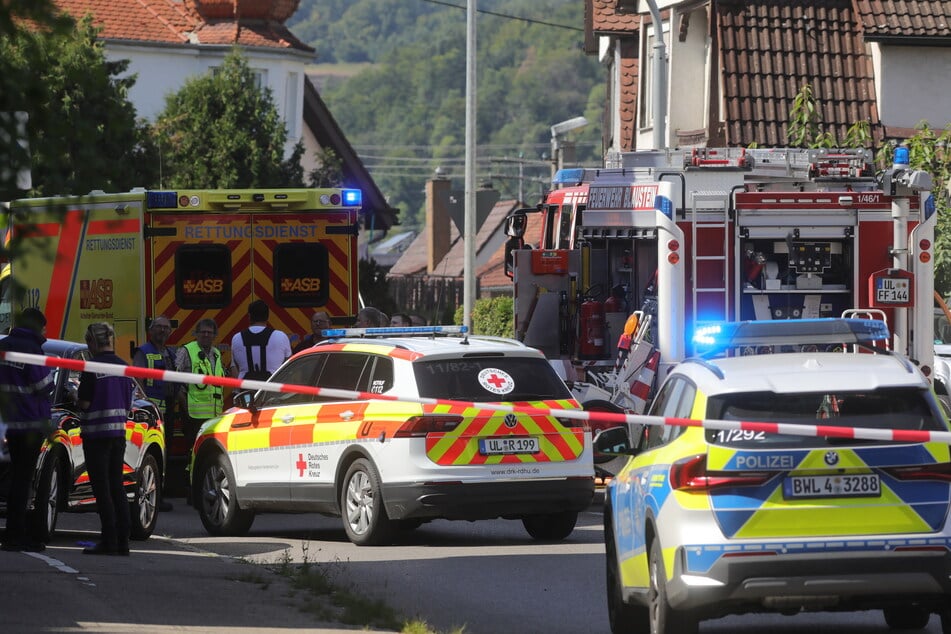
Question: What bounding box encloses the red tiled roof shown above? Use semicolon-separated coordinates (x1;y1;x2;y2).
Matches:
52;0;312;51
591;0;639;33
853;1;951;38
478;211;544;292
717;0;881;147
434;199;519;278
54;0;194;44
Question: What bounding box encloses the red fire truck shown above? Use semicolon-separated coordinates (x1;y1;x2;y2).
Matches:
505;147;937;419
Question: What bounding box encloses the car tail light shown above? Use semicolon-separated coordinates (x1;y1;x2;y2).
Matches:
669;454;772;491
394;415;464;438
884;462;951;482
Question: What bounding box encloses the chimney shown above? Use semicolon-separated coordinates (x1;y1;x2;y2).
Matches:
426;174;451;274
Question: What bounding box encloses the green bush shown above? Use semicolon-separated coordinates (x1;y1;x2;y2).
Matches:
454;296;514;338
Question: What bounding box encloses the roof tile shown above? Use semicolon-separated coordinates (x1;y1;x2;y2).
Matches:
854;1;951;38
717;0;880;147
52;0;312;51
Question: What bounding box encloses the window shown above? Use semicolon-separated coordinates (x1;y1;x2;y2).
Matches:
413;356;573;402
360;357;394;395
259;355;327;407
557;204;573;248
175;245;231;309
273;243;329;307
315;353;371;397
705;387;943;448
645;377;695;449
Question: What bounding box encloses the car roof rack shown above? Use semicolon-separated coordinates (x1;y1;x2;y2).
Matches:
692;318;890;357
323;325;469;339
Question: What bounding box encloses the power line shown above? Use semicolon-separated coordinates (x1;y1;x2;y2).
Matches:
418;0;582;32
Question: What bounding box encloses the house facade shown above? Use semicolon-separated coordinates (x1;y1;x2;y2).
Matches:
52;0;397;231
588;0;951;153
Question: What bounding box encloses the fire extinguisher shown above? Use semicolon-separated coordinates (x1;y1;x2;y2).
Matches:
578;295;606;359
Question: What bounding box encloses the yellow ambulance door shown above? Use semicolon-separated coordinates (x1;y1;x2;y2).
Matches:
251;210;359;349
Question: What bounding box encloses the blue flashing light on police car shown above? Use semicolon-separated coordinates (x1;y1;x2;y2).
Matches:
693;318;890;355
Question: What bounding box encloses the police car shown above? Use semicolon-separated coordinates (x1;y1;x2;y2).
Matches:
596;319;951;634
0;338;165;542
189;326;595;545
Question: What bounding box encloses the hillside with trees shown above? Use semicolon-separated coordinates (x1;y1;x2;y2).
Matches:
289;0;603;230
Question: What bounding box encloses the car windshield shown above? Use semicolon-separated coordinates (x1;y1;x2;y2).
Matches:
413;356;573;403
704;387;944;448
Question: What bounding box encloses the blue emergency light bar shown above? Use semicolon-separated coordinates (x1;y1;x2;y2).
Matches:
693;318;890;353
323;325;468;338
342;189;362;206
146;191;179;209
552;168;586;186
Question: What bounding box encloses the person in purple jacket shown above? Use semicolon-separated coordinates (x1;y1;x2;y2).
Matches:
78;322;135;556
0;308;54;552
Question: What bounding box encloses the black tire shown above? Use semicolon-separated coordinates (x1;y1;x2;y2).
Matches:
605;521;649;634
649;539;698;634
195;452;254;536
340;458;394;546
883;606;930;630
130;453;160;540
30;452;63;543
522;510;578;541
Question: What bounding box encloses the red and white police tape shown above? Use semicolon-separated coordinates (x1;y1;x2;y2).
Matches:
6;349;951;445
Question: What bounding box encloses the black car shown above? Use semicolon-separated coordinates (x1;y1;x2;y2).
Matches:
0;338;166;541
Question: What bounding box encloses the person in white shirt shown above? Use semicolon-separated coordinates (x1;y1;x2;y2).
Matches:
229;300;292;380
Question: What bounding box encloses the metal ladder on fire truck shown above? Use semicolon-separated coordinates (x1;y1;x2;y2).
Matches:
688;147;877;352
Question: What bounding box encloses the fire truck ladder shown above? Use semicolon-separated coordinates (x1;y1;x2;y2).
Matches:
690;191;733;328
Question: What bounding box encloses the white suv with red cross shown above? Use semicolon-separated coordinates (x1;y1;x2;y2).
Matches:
189;326;594;545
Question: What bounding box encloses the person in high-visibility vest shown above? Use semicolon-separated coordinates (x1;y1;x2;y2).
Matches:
174;319;225;460
132;315;176;511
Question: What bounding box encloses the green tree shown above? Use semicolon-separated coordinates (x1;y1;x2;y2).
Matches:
0;0;65;199
0;14;158;196
455;296;515;337
154;49;303;188
308;147;343;187
876;124;951;297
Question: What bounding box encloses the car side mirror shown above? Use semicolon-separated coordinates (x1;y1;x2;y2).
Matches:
233;390;255;411
593;426;637;456
504;236;528;279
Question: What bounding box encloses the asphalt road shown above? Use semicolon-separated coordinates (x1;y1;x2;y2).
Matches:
2;495;948;634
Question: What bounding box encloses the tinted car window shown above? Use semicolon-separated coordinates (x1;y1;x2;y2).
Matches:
260;354;327;407
316;353;371;394
645;378;695;449
413;356;572;402
362;356;393;394
704;387;943;448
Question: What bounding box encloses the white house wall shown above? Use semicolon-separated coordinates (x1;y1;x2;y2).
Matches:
105;43;311;159
874;44;951;132
666;6;710;144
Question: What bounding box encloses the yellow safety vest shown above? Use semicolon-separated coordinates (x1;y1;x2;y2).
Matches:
184;341;225;420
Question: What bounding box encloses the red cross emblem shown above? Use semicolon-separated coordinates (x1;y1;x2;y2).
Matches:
485;373;507;389
478;368;514;395
296;453;307;477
